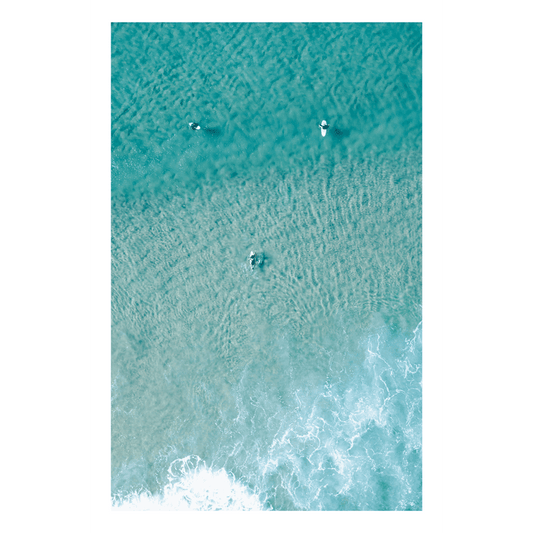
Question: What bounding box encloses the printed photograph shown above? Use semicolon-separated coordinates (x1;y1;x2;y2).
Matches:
111;22;422;510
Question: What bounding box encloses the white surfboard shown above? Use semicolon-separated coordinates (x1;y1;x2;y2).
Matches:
320;120;328;137
189;122;201;130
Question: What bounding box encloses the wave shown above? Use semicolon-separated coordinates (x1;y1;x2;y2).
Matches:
113;455;263;511
112;320;421;511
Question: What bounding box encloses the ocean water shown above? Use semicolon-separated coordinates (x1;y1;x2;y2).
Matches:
111;22;422;511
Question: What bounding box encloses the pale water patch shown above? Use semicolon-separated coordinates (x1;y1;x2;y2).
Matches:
112;318;421;510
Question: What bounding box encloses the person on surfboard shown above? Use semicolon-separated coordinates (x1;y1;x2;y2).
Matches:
249;251;265;271
189;122;201;130
249;251;257;270
319;120;330;134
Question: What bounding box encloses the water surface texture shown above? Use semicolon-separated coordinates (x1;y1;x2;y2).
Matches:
111;22;422;511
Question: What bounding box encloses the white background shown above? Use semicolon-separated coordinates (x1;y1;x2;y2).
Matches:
87;0;446;533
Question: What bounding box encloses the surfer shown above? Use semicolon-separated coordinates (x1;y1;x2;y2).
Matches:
248;250;265;271
319;120;329;136
249;251;257;270
189;122;201;130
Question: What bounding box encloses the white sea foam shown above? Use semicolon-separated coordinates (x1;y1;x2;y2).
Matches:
113;455;263;511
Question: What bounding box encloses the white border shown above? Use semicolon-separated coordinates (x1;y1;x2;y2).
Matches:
88;0;446;533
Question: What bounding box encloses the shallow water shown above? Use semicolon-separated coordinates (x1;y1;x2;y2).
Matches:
111;22;422;511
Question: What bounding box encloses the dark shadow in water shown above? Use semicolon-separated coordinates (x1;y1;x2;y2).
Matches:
204;127;222;137
332;127;347;137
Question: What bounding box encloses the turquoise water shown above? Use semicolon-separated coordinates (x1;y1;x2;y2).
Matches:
111;22;422;511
